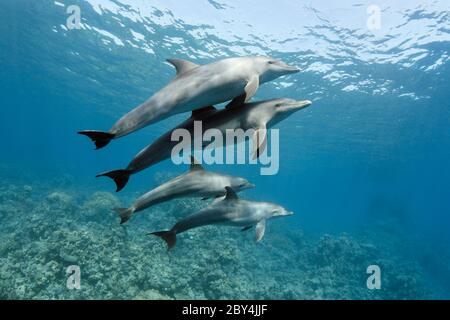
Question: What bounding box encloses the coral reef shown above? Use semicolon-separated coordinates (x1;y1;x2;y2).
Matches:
0;178;434;299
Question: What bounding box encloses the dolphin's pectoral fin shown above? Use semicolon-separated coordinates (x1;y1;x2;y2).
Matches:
191;106;217;120
251;126;267;160
190;155;204;171
241;225;253;232
244;75;259;102
224;186;239;201
255;219;266;242
225;94;246;109
166;58;199;76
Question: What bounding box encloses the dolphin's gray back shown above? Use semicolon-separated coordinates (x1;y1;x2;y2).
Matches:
132;173;197;212
132;171;234;213
172;207;232;234
126;102;266;173
149;60;249;117
132;176;189;211
172;200;265;234
111;57;253;137
127;117;194;172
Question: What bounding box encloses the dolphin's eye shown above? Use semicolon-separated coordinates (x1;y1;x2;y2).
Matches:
268;61;275;64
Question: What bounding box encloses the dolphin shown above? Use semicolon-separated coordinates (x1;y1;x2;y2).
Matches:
78;56;299;149
97;98;312;191
150;186;293;250
113;156;254;224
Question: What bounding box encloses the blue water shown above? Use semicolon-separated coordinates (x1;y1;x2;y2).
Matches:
1;0;450;299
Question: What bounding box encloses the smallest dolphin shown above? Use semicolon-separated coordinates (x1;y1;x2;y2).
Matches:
150;187;293;250
114;157;254;224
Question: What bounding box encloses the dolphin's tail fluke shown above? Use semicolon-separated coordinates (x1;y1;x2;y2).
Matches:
96;169;131;192
113;207;134;224
149;230;177;250
78;130;115;149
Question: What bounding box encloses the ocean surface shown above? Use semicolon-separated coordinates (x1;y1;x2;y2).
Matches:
1;0;449;299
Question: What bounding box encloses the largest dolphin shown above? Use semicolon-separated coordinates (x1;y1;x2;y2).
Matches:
97;98;312;191
78;56;299;149
150;186;293;250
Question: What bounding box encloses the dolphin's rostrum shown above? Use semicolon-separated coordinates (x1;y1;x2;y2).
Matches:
150;187;293;250
113;156;254;224
97;98;312;191
78;56;299;149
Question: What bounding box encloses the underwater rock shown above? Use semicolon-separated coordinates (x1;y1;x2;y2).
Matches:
51;174;74;189
313;234;377;267
81;191;121;220
0;178;433;299
171;197;203;218
153;171;178;185
44;191;76;213
23;185;32;194
133;289;173;300
58;250;78;264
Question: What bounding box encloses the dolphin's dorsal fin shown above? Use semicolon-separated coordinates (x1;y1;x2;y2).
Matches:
255;219;266;242
224;186;238;201
189;155;204;171
191;106;217;120
167;58;199;76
